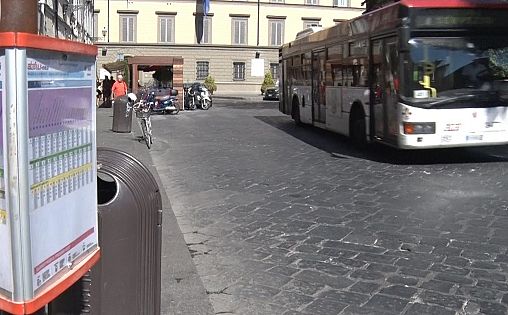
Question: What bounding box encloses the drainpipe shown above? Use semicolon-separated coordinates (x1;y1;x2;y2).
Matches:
256;0;260;46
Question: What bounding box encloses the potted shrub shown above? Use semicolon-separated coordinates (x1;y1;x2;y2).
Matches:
204;75;217;94
261;71;275;94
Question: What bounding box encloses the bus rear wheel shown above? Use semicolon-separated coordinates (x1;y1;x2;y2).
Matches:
350;115;367;148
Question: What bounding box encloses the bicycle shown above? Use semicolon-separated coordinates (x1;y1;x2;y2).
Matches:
128;93;153;149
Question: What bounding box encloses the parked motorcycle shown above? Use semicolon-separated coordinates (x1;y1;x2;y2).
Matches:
146;89;180;115
186;83;212;110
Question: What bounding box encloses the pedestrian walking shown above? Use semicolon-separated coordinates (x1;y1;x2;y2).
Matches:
112;74;128;98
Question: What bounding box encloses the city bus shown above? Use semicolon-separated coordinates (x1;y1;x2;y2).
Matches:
279;0;508;149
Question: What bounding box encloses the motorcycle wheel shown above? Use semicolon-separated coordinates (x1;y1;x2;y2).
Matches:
203;100;211;110
171;107;180;115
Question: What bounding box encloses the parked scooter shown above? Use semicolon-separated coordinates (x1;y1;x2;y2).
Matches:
185;86;197;110
186;83;212;110
147;89;180;115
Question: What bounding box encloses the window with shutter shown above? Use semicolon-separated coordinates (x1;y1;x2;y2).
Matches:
333;0;349;6
120;15;136;42
159;16;175;43
232;18;248;45
201;17;212;44
269;20;284;46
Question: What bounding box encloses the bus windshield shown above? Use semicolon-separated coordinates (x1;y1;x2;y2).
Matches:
403;37;508;108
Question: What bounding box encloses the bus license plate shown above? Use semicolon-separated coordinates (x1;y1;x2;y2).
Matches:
466;135;483;141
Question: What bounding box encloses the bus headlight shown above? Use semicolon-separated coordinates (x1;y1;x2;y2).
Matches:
403;122;436;135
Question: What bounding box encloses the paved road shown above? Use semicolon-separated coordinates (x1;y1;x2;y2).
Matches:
148;100;508;315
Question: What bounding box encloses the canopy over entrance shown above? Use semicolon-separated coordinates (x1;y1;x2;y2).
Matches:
127;56;184;97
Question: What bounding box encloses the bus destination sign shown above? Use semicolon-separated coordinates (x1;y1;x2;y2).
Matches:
413;9;505;29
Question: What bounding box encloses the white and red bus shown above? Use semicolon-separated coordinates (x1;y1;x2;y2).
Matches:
279;0;508;149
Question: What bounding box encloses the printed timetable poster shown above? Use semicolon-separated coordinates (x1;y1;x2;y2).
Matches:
0;52;14;299
26;50;98;294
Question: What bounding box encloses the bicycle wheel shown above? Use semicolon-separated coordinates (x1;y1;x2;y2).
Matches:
147;118;153;145
141;119;151;149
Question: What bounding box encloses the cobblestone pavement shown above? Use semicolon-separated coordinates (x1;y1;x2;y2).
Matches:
149;100;508;315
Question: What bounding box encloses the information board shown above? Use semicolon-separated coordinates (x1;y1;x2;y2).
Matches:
26;50;98;294
0;52;14;299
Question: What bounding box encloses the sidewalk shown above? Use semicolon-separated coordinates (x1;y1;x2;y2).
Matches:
212;91;263;101
96;108;214;315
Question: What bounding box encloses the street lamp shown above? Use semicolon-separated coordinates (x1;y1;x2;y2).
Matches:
102;27;107;41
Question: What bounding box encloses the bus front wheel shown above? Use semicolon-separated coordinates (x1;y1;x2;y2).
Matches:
350;114;367;148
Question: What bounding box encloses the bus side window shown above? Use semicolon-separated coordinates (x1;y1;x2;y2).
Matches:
332;65;343;86
345;66;353;87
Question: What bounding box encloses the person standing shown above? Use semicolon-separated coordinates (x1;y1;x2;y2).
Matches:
111;74;128;98
102;76;111;102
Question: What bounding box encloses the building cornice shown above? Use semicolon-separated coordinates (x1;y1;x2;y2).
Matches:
117;10;139;14
267;15;287;20
155;11;178;15
97;42;279;51
229;14;251;18
301;17;322;21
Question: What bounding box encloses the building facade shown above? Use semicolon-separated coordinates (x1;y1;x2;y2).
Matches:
94;0;365;93
39;0;95;42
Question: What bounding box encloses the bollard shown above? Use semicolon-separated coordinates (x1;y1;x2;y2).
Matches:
49;148;162;315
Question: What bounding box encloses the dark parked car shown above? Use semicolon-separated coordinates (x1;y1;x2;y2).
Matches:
263;87;279;101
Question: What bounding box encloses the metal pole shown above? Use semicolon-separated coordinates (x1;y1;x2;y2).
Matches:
0;0;38;33
257;0;260;46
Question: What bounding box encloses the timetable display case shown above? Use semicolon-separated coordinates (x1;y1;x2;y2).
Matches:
0;33;100;314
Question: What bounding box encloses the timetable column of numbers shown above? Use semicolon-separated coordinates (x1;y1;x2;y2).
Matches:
29;126;93;210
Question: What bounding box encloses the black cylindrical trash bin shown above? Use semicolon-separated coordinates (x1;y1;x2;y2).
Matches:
112;95;133;133
49;148;162;315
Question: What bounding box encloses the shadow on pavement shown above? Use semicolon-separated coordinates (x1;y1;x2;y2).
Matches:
255;115;508;165
215;101;278;110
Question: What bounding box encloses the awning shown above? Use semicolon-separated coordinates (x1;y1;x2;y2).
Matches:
102;60;128;73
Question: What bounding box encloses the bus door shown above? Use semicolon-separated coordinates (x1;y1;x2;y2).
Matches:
371;37;399;143
312;50;327;124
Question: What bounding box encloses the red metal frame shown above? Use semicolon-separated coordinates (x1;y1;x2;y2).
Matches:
0;249;100;314
0;32;97;56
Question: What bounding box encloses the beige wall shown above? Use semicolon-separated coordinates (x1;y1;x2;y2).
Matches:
94;0;364;93
95;0;364;46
